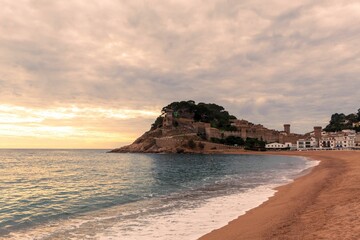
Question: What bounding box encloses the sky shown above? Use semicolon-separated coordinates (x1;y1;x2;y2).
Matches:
1;0;359;148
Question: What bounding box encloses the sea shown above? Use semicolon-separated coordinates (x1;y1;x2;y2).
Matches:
0;149;319;240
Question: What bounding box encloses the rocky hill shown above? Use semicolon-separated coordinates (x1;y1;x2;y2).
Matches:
110;101;228;153
110;100;272;153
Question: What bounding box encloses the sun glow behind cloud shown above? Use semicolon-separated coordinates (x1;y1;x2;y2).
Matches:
0;105;158;148
0;0;359;148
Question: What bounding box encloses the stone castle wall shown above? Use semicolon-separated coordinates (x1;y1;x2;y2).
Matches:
206;127;282;143
155;137;185;149
223;131;241;137
162;110;304;144
199;141;244;151
279;134;303;144
205;127;222;139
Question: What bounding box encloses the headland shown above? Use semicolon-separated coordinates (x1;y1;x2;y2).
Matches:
110;101;306;154
110;101;360;153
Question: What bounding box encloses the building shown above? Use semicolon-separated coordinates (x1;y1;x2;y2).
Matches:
266;142;285;149
279;124;304;144
297;137;317;150
284;142;294;149
356;133;360;146
227;121;303;144
319;130;356;149
294;128;357;151
162;108;174;128
266;142;293;150
229;119;281;143
161;108;305;146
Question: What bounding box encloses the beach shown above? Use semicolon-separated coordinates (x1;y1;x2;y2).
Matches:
200;150;360;240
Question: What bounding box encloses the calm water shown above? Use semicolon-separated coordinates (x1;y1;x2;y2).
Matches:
0;149;318;239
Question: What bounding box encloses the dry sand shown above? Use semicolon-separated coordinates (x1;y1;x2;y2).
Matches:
199;150;360;240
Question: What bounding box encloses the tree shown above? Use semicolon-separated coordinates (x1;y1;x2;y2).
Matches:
244;138;266;151
155;100;238;131
324;108;360;132
224;136;245;146
151;116;163;130
324;113;346;132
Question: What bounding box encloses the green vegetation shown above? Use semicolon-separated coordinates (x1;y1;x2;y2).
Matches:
158;100;237;131
324;108;360;132
211;136;244;146
244;137;266;151
211;136;266;151
151;116;164;130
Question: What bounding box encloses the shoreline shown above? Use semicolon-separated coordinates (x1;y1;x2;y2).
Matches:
199;150;360;240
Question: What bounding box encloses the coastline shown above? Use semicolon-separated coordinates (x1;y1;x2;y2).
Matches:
199;150;360;240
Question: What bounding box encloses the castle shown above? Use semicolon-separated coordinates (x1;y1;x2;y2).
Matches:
112;103;360;153
162;108;303;144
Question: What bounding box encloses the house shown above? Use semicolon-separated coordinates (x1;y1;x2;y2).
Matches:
319;130;356;149
296;137;317;150
266;142;293;150
356;133;360;146
266;142;285;149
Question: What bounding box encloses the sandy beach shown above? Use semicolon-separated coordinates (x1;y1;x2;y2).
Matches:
200;150;360;240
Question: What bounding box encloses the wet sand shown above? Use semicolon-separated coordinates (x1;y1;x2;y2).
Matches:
199;150;360;240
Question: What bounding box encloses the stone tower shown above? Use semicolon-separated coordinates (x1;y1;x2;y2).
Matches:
314;126;322;140
162;108;174;128
284;124;291;135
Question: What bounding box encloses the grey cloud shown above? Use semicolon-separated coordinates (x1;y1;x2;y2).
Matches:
0;0;359;134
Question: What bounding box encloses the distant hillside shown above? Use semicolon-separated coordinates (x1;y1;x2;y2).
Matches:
151;100;237;131
324;108;360;132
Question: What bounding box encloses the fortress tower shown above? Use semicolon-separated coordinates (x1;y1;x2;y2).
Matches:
314;126;322;140
284;124;291;135
162;108;174;128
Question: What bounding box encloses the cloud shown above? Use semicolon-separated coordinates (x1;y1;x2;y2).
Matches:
0;0;360;147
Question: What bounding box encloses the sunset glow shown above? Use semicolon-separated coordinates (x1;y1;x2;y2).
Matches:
1;0;359;148
0;104;158;148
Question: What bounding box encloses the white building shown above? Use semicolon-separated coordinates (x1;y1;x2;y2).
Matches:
266;142;293;150
266;142;285;149
284;142;293;149
356;133;360;146
319;130;356;149
297;137;317;150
